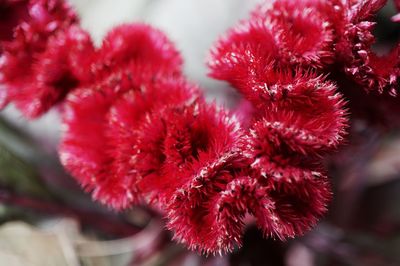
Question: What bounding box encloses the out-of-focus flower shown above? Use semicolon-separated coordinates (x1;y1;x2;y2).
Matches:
0;0;86;117
393;0;400;21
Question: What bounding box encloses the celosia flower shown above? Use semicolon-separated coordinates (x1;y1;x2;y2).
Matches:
164;113;247;253
167;175;275;254
332;0;400;95
60;66;194;210
207;0;348;253
135;102;239;204
60;23;186;210
256;73;346;154
208;0;335;85
0;0;83;117
251;0;335;68
1;0;353;256
95;24;183;77
264;169;331;238
211;0;400;96
14;26;93;117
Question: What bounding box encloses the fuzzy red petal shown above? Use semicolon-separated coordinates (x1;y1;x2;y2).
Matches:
333;0;400;95
60;64;188;210
206;0;349;253
95;23;183;79
265;169;332;238
0;0;83;117
104;77;199;209
251;0;335;67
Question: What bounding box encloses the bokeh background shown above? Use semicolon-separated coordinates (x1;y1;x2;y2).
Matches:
1;0;400;265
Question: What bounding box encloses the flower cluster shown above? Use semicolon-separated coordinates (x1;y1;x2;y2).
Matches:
5;0;388;255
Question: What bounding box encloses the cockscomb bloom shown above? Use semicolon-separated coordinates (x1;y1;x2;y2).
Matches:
207;0;348;250
0;0;91;117
61;69;198;210
250;0;336;69
162;106;248;253
59;23;185;210
94;24;183;78
331;0;400;95
58;18;278;254
226;0;400;96
0;0;355;256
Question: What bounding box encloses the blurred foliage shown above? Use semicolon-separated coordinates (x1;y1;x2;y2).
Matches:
0;142;52;198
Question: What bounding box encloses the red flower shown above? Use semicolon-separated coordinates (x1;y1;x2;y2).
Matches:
252;73;346;155
251;0;335;68
136;102;241;203
164;115;247;253
0;0;85;117
60;66;192;210
60;23;187;210
208;0;335;85
210;0;400;96
96;24;183;77
167;175;275;254
207;0;348;252
332;0;400;95
265;169;332;238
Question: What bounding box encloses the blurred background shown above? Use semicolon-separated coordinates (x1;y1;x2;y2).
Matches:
1;0;400;265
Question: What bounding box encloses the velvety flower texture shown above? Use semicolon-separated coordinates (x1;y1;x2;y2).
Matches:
0;0;87;117
207;0;348;252
1;0;379;255
332;0;400;95
60;23;186;210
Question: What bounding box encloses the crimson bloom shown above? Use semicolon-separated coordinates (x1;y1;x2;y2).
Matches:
60;68;197;210
331;0;400;95
0;0;88;117
60;0;349;254
95;23;183;77
60;23;187;210
0;0;354;256
207;0;348;252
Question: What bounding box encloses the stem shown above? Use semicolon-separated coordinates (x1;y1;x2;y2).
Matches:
0;186;142;237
